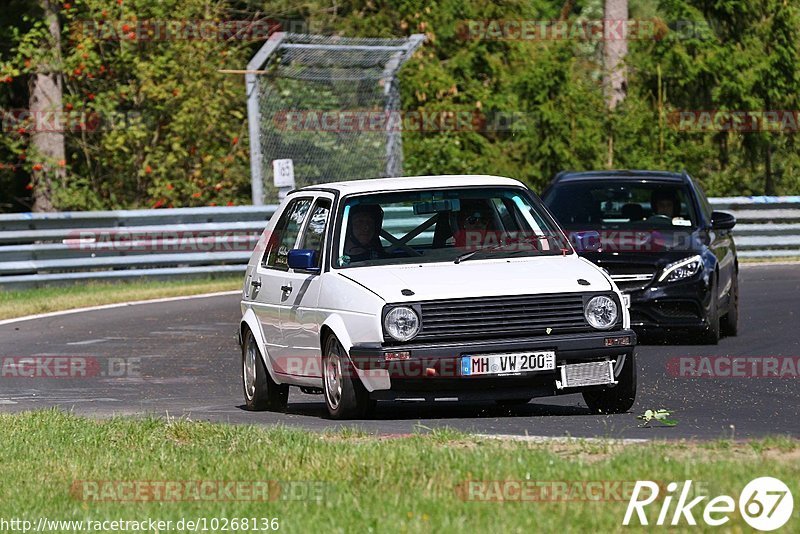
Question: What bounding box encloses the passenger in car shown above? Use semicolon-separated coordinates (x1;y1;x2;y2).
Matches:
344;204;387;261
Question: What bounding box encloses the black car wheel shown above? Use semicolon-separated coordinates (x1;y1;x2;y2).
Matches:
323;335;374;419
242;329;289;411
582;353;637;414
700;277;721;345
722;273;739;337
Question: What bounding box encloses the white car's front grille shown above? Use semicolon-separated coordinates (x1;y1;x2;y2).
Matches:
412;293;595;342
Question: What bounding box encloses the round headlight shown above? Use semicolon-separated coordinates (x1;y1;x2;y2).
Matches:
585;295;618;330
383;306;420;342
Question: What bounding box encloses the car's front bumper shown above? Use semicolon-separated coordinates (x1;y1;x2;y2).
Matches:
348;330;636;399
627;276;712;331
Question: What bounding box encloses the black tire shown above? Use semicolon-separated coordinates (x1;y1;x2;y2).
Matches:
700;279;721;345
582;352;637;414
242;329;289;411
721;273;739;337
495;398;532;406
322;335;372;419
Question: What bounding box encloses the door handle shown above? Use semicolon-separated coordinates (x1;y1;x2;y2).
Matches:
281;284;293;294
250;279;261;289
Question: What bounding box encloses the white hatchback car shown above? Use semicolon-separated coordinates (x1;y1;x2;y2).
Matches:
238;175;637;419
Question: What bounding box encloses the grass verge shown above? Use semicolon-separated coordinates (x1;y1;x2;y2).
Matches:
740;256;800;264
0;276;241;321
0;410;797;532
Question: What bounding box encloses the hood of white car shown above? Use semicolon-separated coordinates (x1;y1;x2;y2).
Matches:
337;255;612;303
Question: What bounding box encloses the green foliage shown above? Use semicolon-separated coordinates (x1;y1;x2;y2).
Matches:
1;0;255;210
1;0;799;211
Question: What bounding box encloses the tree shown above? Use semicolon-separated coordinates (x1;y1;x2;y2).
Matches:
603;0;628;167
603;0;628;110
29;0;65;212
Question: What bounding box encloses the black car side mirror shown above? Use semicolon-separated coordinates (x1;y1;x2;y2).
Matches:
711;211;736;231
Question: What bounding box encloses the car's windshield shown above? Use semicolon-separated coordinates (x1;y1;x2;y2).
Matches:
544;180;698;230
334;187;570;268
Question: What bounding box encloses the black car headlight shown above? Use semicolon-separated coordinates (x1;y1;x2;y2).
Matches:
584;295;618;330
658;255;703;283
383;306;420;342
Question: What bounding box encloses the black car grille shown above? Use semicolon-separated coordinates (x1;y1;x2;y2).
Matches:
412;293;595;342
606;266;657;292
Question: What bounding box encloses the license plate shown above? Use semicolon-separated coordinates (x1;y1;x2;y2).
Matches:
460;351;556;376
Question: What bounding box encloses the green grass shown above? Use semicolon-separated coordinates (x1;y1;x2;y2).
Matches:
740;255;800;264
0;411;797;533
0;277;241;320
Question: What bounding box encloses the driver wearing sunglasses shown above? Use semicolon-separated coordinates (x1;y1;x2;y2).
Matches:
452;203;495;248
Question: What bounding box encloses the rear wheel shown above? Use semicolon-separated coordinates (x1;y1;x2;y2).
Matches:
582;353;637;414
721;273;739;337
323;335;373;419
242;329;289;411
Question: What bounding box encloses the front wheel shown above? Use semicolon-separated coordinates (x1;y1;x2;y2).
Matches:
242;329;288;411
700;282;721;345
721;273;739;337
323;335;373;419
582;353;637;414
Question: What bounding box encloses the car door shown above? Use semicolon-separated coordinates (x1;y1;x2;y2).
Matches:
695;181;734;299
249;196;313;372
277;195;334;379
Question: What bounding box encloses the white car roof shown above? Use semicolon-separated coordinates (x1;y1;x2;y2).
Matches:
296;174;527;195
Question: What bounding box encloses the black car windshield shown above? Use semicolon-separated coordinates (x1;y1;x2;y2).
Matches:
544;180;698;230
334;187;570;268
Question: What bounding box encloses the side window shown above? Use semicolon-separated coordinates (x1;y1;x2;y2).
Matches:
694;181;713;221
262;198;312;270
298;198;332;269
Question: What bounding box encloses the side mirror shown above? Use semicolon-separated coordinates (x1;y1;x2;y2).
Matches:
711;211;736;231
287;249;320;272
569;230;601;252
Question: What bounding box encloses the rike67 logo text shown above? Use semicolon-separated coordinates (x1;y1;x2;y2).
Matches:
623;477;794;531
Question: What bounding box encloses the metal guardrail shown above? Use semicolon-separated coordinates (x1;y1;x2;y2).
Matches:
710;196;800;259
0;197;797;289
0;206;277;290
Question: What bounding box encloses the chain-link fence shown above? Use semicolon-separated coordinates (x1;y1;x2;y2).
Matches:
245;33;425;204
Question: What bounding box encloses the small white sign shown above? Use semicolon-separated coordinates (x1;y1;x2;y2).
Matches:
272;159;295;188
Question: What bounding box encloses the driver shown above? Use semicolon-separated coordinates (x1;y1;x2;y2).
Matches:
344;204;386;262
650;189;680;218
453;202;494;248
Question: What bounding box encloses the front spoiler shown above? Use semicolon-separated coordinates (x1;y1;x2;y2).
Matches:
348;330;636;395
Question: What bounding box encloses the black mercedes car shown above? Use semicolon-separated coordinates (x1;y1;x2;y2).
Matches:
542;170;738;344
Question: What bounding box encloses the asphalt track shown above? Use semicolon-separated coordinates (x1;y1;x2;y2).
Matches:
1;264;798;440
